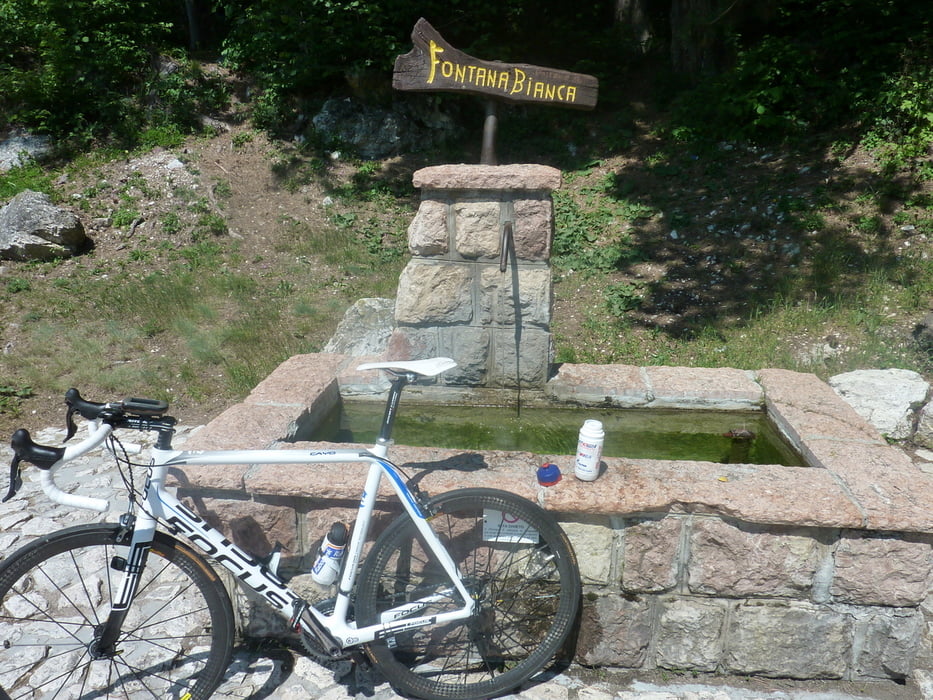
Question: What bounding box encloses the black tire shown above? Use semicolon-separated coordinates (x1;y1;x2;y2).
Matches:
0;523;235;700
357;488;580;700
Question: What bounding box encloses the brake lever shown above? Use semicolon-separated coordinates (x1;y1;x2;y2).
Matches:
65;405;78;442
3;454;23;503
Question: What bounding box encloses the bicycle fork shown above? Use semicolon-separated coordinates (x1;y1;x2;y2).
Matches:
90;513;156;659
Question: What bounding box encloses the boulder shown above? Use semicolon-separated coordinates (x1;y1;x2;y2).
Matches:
0;190;89;260
311;96;458;159
829;369;930;440
914;403;933;450
323;298;395;356
0;130;52;172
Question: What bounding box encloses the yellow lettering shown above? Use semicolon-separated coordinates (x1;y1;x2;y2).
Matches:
455;64;466;83
441;60;454;79
476;67;487;86
427;41;444;84
557;85;566;100
511;68;526;95
485;69;497;88
497;71;509;90
467;65;477;83
566;86;577;102
544;83;556;100
533;82;545;99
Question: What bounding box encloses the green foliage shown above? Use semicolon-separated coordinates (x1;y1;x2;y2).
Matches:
670;0;931;168
216;0;616;130
0;162;55;200
0;0;227;143
552;188;647;274
605;282;644;316
0;385;33;417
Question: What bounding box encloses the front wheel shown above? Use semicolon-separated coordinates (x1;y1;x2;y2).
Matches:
357;488;581;700
0;523;235;699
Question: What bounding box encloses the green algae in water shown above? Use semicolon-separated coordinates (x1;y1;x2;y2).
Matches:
309;403;805;466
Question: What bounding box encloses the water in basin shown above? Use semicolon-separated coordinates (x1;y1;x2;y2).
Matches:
309;402;805;466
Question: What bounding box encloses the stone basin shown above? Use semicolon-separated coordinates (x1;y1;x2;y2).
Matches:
171;353;933;684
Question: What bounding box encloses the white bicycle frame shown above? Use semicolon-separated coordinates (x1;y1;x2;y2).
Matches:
37;419;476;650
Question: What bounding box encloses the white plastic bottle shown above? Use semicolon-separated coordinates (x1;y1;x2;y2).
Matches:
574;419;605;481
311;522;348;585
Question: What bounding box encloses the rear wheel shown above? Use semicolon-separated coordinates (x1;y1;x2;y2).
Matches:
357;488;580;700
0;523;235;699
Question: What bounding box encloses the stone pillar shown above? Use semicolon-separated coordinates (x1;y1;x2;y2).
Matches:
389;164;560;388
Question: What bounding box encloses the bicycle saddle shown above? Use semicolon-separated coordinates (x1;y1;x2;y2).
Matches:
357;357;456;378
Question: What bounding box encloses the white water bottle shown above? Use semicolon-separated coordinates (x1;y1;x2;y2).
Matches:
311;522;348;585
574;420;605;481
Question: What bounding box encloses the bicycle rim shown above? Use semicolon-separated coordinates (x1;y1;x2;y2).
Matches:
357;488;580;700
0;523;234;700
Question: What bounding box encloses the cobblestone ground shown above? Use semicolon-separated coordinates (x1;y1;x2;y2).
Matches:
0;425;917;699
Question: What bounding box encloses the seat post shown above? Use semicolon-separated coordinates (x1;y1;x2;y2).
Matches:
376;372;415;449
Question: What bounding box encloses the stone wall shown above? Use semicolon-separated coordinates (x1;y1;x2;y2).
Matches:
569;514;931;680
389;164;560;388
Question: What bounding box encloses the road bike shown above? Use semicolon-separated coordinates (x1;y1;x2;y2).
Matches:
0;357;581;700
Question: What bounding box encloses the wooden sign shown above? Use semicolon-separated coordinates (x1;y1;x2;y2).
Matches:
393;18;598;110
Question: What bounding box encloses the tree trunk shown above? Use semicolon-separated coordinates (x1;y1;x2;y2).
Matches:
615;0;655;52
669;0;722;75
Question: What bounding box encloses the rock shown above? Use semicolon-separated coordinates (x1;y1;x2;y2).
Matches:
0;130;52;172
0;190;89;260
311;96;458;159
323;298;395;356
914;403;933;450
913;312;933;353
829;369;930;440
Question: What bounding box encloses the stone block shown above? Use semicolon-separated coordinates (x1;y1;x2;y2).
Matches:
413;164;562;191
546;363;650;408
688;518;825;597
454;200;501;259
645;366;763;409
438;326;490;385
575;594;653;667
560;516;616;585
656;597;727;671
386;326;439;361
395;260;473;324
194;497;298;558
408;198;449;255
490;327;550;388
247;353;344;408
512;196;553;261
757;368;884;444
855;608;924;679
724;600;850;678
811;441;933;533
622;517;683;592
831;533;933;606
479;266;552;328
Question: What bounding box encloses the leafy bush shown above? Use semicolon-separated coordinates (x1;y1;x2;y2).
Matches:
669;0;932;165
0;0;226;143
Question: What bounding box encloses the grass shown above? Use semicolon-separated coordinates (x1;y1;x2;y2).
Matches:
548;134;933;380
0;141;410;427
1;108;931;429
